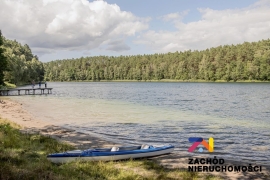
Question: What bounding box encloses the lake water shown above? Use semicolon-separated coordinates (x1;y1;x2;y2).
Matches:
11;82;270;165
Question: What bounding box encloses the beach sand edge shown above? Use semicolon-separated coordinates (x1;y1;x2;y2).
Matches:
0;98;269;180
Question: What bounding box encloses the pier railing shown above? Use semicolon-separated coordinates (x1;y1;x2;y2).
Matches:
0;88;53;96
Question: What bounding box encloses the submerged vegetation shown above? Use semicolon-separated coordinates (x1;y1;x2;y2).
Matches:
44;39;270;82
0;118;221;180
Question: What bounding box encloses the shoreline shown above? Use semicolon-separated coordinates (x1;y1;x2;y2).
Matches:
45;79;270;83
2;80;268;91
0;98;269;179
0;98;119;149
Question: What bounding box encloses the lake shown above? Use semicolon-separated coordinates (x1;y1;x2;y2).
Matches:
12;82;270;165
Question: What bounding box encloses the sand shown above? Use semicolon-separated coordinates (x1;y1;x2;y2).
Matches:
0;98;119;149
0;98;269;180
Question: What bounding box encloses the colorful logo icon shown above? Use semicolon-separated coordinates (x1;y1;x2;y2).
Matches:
188;137;214;152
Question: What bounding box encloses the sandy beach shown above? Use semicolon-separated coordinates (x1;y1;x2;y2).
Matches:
0;98;269;180
0;98;119;149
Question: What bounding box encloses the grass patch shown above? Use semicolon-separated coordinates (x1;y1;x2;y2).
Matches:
0;118;222;180
0;118;21;129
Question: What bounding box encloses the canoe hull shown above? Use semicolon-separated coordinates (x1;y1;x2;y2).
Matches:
47;145;174;163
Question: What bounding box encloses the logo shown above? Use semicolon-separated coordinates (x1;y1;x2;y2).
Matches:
188;137;214;152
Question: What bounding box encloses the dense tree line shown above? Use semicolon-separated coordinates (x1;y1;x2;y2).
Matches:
44;39;270;82
0;31;7;85
1;34;44;85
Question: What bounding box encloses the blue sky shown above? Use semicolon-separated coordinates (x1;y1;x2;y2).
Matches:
0;0;269;62
105;0;258;21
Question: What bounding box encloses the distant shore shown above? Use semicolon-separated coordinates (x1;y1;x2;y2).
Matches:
46;79;270;83
3;80;269;90
0;98;269;179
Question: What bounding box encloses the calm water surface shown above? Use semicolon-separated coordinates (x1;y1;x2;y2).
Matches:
12;82;270;165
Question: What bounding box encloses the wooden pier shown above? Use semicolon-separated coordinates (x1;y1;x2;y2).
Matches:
0;88;53;96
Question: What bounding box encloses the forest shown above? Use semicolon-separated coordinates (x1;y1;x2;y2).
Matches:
0;31;7;85
0;31;44;86
44;39;270;82
1;29;270;85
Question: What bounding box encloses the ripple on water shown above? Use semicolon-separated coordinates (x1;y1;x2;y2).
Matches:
11;82;270;165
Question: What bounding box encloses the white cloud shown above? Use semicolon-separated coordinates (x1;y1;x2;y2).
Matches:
159;10;189;22
0;0;148;54
136;0;270;53
105;39;130;51
160;13;181;22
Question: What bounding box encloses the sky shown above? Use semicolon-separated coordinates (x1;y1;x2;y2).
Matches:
1;0;270;62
